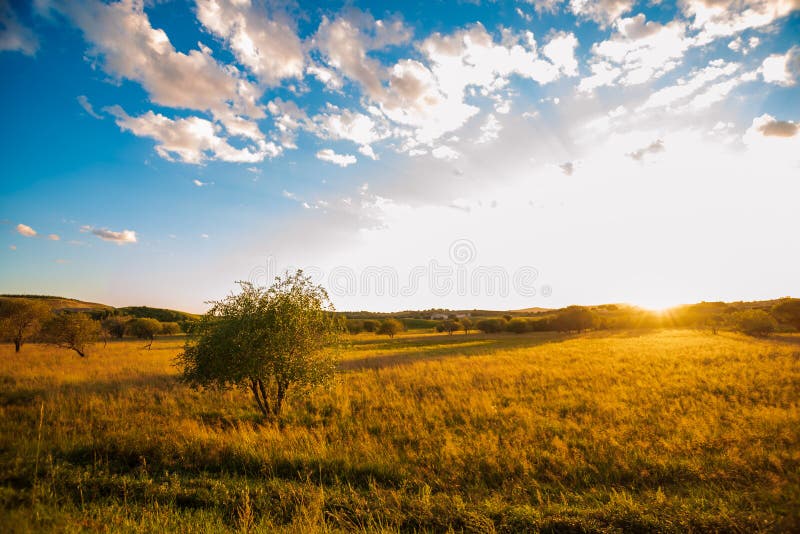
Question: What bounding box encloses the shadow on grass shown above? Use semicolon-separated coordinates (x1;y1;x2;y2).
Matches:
0;373;180;407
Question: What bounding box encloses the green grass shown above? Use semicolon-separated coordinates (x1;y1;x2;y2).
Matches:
1;330;799;532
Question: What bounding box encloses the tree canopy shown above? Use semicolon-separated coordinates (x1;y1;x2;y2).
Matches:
178;271;342;419
0;298;51;352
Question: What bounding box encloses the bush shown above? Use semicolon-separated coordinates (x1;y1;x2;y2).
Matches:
731;309;777;337
506;318;530;334
475;318;506;333
346;319;364;335
126;318;162;348
377;318;403;338
102;315;132;339
362;319;379;333
160;322;182;335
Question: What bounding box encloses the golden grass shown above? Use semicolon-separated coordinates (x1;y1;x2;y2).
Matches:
1;329;798;532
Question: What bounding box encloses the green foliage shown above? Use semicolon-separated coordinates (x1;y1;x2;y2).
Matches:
506;317;530;334
460;317;473;333
476;318;506;333
119;306;199;323
102;315;132;339
773;298;800;330
0;297;51;352
377;318;403;338
552;306;596;332
730;309;777;337
178;271;342;418
362;319;379;332
40;312;100;357
126;318;163;344
346;319;364;335
160;321;182;335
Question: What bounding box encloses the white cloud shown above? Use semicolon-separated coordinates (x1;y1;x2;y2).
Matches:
760;46;800;86
559;161;575;175
16;223;36;237
107;105;279;164
9;245;16;251
747;113;799;138
683;0;800;44
193;179;213;187
542;32;579;76
316;148;357;167
0;1;38;55
582;14;693;90
431;145;460;160
77;95;103;119
90;227;137;244
477;114;502;144
569;0;635;27
312;105;389;154
50;0;263;122
48;234;60;241
195;0;304;86
638;60;740;111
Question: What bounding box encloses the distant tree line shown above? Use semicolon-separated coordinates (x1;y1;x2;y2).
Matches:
0;297;194;356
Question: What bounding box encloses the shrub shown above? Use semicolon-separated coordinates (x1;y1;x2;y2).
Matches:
377;318;403;338
476;318;506;333
731;309;777;337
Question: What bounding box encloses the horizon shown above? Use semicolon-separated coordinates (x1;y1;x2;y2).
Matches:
2;0;799;314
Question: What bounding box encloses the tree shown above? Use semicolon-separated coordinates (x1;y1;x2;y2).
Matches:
377;318;403;338
160;321;182;335
178;271;342;419
362;319;379;333
41;313;100;357
346;319;364;335
0;298;51;352
476;318;506;333
731;309;776;337
507;317;530;334
460;317;473;334
126;318;162;349
773;299;800;330
102;315;131;339
552;306;596;333
441;320;459;335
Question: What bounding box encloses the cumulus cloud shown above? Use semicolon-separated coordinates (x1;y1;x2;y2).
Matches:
760;46;800;86
49;0;263;122
316;148;357;167
89;227;137;244
569;0;636;27
77;95;103;119
753;115;799;137
312;105;389;157
107;105;279;164
195;0;304;86
682;0;800;44
627;139;665;160
16;223;36;237
581;14;693;90
0;1;38;55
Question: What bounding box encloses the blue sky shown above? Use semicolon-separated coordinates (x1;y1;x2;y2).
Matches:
1;0;799;312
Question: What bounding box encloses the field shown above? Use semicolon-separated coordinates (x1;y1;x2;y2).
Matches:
1;329;799;532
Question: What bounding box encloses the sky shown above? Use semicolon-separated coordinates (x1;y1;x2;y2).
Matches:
1;0;799;313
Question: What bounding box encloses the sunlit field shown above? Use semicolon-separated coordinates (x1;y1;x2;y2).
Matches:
1;329;799;532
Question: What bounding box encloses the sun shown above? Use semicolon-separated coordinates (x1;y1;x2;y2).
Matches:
634;297;684;314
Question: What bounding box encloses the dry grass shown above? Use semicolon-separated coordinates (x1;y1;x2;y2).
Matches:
1;329;799;532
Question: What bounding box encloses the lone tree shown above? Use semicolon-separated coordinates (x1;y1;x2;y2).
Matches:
460;317;473;334
41;313;100;357
377;318;403;338
178;271;343;419
0;298;51;353
126;318;162;349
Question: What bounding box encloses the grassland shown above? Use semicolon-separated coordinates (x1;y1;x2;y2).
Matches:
1;329;799;532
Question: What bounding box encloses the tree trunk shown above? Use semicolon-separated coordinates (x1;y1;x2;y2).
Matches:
249;380;268;416
14;339;21;352
74;348;86;358
274;382;286;417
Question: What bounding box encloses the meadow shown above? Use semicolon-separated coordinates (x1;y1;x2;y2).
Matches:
1;329;799;532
